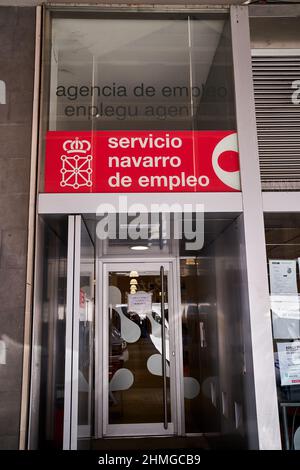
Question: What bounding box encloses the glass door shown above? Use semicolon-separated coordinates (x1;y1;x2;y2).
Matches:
102;262;177;436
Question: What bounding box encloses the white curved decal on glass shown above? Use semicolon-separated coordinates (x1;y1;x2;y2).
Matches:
114;306;141;343
109;285;122;305
150;333;170;362
109;368;134;392
109;286;141;343
146;307;170;360
145;309;168;338
184;376;200;399
147;353;170;377
212;132;240;190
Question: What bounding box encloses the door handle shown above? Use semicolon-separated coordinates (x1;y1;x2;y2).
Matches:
160;265;168;430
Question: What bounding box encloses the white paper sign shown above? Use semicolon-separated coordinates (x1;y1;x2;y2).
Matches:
278;341;300;386
271;295;300;320
269;260;300;338
269;260;298;295
128;291;152;316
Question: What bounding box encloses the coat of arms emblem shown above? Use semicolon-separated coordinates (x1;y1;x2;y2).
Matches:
60;137;93;189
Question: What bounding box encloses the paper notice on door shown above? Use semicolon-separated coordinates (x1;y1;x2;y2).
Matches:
128;291;152;316
269;260;300;339
277;341;300;386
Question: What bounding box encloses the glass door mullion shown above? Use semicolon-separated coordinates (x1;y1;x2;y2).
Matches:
63;216;76;450
63;215;95;450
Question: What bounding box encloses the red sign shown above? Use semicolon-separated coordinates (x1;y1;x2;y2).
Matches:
44;131;240;193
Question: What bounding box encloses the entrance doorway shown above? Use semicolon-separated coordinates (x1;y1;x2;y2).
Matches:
29;212;255;450
99;261;183;437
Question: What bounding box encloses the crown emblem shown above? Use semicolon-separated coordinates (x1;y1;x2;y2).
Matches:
60;137;93;190
62;137;91;154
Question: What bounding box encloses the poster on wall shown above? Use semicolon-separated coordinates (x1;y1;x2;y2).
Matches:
277;341;300;386
269;260;300;339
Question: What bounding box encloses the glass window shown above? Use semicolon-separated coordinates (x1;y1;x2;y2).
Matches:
40;11;237;192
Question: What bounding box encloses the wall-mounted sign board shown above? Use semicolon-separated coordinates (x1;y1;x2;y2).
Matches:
44;130;240;193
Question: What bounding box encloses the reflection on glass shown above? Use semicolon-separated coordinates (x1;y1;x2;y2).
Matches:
180;215;249;447
108;270;170;425
77;221;95;448
50;15;234;133
180;257;218;433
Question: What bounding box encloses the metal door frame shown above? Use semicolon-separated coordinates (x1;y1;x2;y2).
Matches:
63;215;95;449
96;258;184;438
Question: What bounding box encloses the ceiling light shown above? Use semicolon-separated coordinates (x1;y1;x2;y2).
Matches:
129;271;139;277
131;246;149;251
186;258;196;265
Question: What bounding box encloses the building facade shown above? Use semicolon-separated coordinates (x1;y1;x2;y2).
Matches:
0;1;300;451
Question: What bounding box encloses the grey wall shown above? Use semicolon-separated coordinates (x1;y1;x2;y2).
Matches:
0;6;35;449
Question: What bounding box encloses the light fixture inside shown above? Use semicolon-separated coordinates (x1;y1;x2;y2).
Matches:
131;245;149;251
129;270;139;277
186;258;196;266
